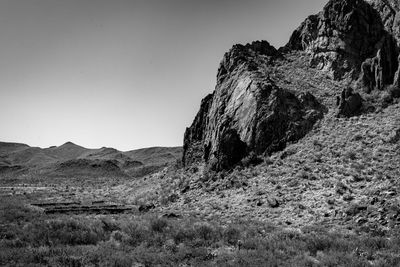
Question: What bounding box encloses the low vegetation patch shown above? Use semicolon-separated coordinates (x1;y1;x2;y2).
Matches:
1;195;400;266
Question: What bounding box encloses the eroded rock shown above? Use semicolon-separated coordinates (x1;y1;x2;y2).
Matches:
183;42;326;170
287;0;399;92
183;0;400;171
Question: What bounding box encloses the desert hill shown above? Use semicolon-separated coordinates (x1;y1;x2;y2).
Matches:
0;141;182;178
133;0;400;233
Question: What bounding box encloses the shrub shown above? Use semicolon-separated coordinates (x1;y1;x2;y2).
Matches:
23;218;106;246
150;217;169;233
346;150;357;160
194;222;215;242
173;226;196;244
0;197;40;224
122;222;149;247
223;225;241;245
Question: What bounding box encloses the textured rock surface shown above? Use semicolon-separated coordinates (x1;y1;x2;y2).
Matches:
184;0;400;170
287;0;399;91
184;42;326;170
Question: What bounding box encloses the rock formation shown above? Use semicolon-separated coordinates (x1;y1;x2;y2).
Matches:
337;87;364;117
287;0;399;91
183;0;400;171
183;42;326;170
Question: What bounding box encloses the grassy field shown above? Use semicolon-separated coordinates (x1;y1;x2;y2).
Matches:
1;194;400;267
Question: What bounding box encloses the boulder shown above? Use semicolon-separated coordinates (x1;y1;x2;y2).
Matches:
337;87;363;117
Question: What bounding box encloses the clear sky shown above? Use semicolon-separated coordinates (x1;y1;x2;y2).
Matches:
0;0;326;151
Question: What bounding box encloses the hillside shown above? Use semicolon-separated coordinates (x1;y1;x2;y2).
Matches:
0;141;182;179
130;0;400;233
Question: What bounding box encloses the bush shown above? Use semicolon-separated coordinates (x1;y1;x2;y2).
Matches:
173;226;196;244
194;222;215;242
23;218;106;246
0;197;40;224
123;221;149;246
150;217;169;233
223;225;241;245
346;150;357;160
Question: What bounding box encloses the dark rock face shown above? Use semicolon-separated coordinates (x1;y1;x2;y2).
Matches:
215;129;247;170
183;0;400;171
337;88;364;117
287;0;399;90
183;41;326;170
183;93;214;166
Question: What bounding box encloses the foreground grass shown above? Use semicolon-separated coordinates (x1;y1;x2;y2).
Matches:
1;195;400;267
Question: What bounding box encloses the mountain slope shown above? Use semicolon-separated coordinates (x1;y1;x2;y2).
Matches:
125;146;182;166
183;0;400;171
131;0;400;232
0;142;182;179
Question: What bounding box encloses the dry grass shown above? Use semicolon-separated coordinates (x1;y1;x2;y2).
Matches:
1;195;400;266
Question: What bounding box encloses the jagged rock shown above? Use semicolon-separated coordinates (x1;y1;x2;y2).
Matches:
337;87;363;117
184;0;400;171
183;93;214;166
365;0;400;43
183;41;326;170
287;0;399;91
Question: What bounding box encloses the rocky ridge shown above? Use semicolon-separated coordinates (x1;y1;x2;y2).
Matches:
183;0;400;170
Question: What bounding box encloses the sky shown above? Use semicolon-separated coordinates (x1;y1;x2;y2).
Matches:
0;0;326;151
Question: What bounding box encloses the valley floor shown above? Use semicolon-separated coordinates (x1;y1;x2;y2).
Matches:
1;191;400;267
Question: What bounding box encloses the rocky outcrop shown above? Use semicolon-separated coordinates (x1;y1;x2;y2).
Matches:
337;88;364;117
365;0;400;87
183;93;214;166
183;41;326;170
183;0;400;171
287;0;399;91
365;0;400;43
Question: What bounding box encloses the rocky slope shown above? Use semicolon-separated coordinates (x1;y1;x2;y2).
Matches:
158;103;400;230
183;0;400;171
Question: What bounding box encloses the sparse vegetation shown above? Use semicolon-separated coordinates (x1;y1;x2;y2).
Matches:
1;195;400;266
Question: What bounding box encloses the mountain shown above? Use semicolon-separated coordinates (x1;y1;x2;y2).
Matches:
152;0;400;231
0;141;182;178
45;142;88;161
183;0;400;171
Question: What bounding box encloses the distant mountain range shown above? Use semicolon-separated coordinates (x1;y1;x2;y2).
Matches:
0;141;182;178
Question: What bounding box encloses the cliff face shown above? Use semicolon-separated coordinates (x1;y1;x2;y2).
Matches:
183;42;326;170
287;0;399;92
183;0;400;170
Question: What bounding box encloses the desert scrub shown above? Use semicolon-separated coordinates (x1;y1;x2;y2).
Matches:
22;217;107;246
0;196;42;224
1;196;400;266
